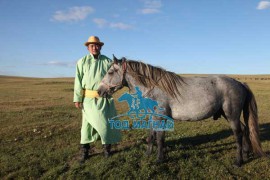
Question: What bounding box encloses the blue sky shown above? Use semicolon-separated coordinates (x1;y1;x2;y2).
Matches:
0;0;269;77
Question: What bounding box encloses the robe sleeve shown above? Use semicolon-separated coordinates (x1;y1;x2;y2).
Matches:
73;59;84;102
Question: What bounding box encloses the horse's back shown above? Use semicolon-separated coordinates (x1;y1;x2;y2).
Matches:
169;75;246;121
180;75;245;100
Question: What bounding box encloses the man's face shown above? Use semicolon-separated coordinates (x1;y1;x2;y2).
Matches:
88;44;101;56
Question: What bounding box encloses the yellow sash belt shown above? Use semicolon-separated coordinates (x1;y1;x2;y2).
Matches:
82;89;100;98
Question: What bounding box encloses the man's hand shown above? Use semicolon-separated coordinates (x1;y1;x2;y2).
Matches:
75;102;83;109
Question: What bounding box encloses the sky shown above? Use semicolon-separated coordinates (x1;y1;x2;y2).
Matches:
0;0;269;78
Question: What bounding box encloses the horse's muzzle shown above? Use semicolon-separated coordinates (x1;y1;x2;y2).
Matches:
98;83;123;97
97;85;108;97
97;85;114;97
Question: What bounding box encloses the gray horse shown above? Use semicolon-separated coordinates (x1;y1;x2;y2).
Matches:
97;56;266;166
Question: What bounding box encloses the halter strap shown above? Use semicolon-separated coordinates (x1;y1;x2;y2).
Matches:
122;59;127;74
102;60;127;91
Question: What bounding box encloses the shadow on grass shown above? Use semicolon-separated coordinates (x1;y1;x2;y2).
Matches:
166;122;270;149
166;128;233;151
259;122;270;154
149;122;270;165
260;122;270;142
75;122;270;165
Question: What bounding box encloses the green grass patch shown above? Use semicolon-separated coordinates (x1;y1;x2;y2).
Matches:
0;75;270;179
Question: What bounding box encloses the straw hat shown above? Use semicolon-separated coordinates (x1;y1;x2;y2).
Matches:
84;36;104;46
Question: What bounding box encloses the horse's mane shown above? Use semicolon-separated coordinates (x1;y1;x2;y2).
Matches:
126;60;184;98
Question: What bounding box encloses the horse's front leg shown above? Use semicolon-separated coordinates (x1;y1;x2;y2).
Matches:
146;128;155;156
156;130;165;163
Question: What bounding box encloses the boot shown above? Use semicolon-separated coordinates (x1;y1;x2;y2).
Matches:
79;144;90;164
103;144;112;158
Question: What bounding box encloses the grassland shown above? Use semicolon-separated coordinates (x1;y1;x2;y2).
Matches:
0;75;270;179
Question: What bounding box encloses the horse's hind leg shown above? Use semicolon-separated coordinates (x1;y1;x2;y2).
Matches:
241;122;252;160
229;119;244;167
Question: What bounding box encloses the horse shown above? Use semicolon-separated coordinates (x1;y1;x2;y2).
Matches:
97;55;266;166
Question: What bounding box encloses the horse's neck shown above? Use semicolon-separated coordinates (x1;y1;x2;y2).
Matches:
125;73;148;95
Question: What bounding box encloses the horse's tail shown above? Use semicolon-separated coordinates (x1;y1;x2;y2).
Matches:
242;83;266;157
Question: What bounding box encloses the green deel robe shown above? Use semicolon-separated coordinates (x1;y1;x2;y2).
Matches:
73;54;121;144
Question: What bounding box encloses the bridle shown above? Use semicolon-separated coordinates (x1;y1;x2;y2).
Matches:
102;60;127;92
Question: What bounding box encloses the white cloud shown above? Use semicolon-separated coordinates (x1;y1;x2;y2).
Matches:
93;18;108;28
257;1;270;10
138;0;162;14
42;61;75;67
0;69;14;76
92;18;133;30
52;6;94;22
110;22;133;30
139;8;160;14
144;0;162;9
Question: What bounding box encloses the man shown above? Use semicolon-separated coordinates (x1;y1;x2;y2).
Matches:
73;36;121;164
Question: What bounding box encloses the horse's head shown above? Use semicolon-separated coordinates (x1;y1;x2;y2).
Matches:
97;55;127;97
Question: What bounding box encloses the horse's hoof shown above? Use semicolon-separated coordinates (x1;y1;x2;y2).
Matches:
243;152;251;161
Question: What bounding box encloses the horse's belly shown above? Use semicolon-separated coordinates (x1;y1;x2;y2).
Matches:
171;101;221;121
172;111;213;121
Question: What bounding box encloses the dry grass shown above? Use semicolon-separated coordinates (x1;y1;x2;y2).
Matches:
0;75;270;179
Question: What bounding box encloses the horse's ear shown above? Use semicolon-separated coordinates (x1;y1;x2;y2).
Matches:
113;54;118;64
122;57;127;62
